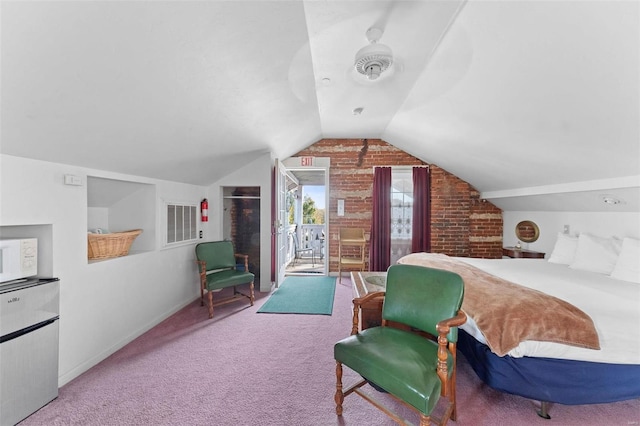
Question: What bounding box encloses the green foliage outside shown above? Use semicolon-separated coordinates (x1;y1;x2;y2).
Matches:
287;192;295;224
303;195;317;224
288;192;325;225
313;208;325;224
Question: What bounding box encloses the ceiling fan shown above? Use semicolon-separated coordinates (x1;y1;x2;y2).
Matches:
354;27;394;81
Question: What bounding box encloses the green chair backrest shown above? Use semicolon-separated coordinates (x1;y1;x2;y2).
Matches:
195;241;237;272
382;264;464;342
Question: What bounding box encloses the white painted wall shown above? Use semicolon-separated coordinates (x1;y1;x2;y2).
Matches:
87;207;109;230
208;152;274;292
0;154;208;386
503;211;640;257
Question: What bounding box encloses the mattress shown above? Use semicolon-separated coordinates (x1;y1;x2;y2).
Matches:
455;257;640;365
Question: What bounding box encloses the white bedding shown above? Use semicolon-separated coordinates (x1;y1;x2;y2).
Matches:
455;257;640;364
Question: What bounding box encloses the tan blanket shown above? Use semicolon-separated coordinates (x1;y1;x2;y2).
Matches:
398;253;601;356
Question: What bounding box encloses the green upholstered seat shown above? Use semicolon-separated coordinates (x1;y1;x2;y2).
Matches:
195;241;255;318
203;268;255;291
335;326;454;415
334;264;466;425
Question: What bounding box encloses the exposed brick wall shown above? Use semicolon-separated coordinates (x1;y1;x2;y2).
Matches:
469;189;503;258
430;167;472;256
229;187;261;277
294;139;503;272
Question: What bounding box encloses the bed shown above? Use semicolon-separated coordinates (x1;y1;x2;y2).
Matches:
397;233;640;417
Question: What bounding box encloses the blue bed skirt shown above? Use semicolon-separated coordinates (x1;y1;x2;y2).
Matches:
458;330;640;405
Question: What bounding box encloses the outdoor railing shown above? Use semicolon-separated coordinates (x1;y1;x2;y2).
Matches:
286;223;325;264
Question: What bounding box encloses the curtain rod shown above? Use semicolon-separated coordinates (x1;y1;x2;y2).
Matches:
372;165;429;170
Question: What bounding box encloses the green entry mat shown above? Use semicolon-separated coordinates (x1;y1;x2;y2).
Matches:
257;276;336;315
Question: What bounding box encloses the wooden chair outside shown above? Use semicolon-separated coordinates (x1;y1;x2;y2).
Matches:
195;241;255;319
338;228;366;283
334;264;467;426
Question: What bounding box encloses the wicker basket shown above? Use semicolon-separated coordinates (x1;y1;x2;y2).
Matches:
88;229;143;260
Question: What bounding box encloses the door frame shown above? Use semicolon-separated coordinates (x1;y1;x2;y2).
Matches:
281;157;330;277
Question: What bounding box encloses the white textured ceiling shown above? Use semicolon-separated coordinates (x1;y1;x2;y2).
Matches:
1;1;639;212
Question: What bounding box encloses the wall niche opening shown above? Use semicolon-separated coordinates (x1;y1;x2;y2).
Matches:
87;177;156;262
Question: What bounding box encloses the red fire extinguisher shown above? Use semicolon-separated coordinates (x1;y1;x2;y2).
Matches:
201;198;209;222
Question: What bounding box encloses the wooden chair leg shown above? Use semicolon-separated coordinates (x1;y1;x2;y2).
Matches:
419;413;431;426
450;371;457;421
335;362;344;415
207;291;214;319
249;280;255;306
450;352;458;421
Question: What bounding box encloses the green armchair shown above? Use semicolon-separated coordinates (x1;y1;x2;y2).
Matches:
195;241;255;319
334;264;466;425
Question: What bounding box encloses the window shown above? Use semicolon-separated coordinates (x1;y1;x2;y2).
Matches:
391;169;413;265
166;202;198;245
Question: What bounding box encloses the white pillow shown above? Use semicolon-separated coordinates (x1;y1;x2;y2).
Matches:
548;232;578;265
569;233;621;274
610;237;640;283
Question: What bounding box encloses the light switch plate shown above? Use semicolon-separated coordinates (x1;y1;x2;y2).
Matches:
337;199;344;216
64;174;83;186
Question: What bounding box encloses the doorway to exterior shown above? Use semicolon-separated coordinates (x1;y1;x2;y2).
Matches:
282;162;328;277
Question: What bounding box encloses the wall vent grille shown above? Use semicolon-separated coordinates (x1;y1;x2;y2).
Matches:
167;202;198;245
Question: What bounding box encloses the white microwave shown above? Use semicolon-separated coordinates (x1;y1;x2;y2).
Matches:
0;238;38;283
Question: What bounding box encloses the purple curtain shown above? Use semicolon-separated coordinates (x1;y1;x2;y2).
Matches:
370;167;391;271
412;166;431;253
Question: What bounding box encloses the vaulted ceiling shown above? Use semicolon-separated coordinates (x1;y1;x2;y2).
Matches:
2;1;638;211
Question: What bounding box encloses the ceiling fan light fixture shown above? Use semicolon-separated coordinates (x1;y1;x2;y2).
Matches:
354;28;393;80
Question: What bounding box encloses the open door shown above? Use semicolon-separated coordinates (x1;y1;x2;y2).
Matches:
273;159;297;287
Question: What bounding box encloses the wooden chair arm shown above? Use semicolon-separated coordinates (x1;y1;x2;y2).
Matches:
436;310;467;336
350;291;385;335
196;260;207;290
435;310;467;388
234;253;249;271
353;291;386;308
